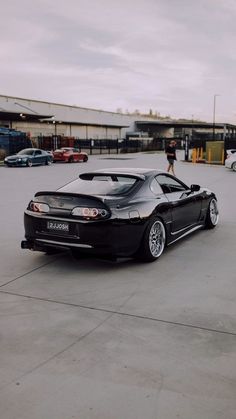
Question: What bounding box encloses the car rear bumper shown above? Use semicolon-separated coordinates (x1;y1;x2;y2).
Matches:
22;212;145;257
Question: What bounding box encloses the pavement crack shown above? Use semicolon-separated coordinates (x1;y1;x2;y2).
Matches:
0;256;62;288
1;289;236;338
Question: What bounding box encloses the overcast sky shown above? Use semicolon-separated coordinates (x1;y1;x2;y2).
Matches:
1;0;236;122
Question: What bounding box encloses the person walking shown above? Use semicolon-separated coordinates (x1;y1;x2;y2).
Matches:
165;140;177;175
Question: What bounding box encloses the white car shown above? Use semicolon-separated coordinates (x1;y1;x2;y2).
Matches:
225;153;236;171
226;149;236;157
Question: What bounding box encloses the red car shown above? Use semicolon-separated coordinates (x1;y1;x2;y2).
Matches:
53;148;88;163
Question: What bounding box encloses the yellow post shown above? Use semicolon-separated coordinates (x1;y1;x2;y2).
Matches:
192;148;197;163
200;147;203;159
221;149;225;165
196;148;199;161
208;148;212;163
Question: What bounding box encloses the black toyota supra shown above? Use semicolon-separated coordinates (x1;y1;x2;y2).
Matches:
21;168;219;262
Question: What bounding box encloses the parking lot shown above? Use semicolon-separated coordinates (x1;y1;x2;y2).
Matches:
0;151;236;419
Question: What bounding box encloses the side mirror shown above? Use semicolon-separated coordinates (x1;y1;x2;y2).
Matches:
190;184;200;192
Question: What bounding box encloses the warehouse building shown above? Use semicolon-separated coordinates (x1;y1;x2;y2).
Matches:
0;95;133;140
0;95;236;153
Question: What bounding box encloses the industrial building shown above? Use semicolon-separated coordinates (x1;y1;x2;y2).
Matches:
0;95;132;140
0;95;236;156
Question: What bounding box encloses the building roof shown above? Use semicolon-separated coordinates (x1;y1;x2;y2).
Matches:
135;120;236;129
0;95;130;128
0;111;53;122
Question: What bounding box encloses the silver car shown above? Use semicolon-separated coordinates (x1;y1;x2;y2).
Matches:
225;152;236;171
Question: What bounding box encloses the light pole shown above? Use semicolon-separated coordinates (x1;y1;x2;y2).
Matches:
52;120;57;149
213;94;220;141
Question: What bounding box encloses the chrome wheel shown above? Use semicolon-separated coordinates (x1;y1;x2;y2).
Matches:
148;220;166;258
209;199;219;226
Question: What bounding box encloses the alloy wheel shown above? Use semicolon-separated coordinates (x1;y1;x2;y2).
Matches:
209;199;219;225
148;220;166;258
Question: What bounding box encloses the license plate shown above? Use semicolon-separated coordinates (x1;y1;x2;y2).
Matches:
46;220;69;233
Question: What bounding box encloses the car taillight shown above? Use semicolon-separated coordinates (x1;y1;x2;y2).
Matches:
29;202;50;213
71;207;109;219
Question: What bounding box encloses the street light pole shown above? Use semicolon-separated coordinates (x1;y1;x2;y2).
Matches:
213;94;220;141
52;120;57;149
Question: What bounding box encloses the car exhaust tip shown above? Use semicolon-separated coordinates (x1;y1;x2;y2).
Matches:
21;240;32;249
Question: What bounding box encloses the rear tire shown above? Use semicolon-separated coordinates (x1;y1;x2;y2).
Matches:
232;162;236;172
205;198;219;229
83;155;88;162
45;158;52;165
137;218;166;262
68;157;74;163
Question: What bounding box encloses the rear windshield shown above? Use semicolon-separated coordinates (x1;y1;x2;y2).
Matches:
59;174;139;196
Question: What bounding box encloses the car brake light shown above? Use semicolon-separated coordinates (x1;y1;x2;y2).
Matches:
29;202;50;213
71;207;108;219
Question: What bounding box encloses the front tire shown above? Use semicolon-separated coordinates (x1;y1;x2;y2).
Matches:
27;159;33;167
232;162;236;172
83;155;88;162
205;198;219;229
137;218;166;262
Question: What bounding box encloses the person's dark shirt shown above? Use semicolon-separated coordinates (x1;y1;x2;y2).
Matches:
165;145;176;160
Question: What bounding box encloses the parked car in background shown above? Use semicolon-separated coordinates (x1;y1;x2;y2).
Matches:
225;152;236;171
4;148;53;167
52;147;88;163
21;168;219;262
226;149;236;158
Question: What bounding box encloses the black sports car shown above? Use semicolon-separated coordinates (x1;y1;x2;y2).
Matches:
4;148;53;167
21;168;219;262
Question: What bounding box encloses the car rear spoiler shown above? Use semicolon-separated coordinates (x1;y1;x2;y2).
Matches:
79;172;146;181
34;191;109;204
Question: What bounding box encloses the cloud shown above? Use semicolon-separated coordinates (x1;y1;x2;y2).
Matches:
0;0;236;122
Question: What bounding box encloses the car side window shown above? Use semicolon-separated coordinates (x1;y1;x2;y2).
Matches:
156;175;188;194
35;150;42;156
150;178;163;195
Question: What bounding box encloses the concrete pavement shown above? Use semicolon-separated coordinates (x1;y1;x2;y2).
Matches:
0;152;236;419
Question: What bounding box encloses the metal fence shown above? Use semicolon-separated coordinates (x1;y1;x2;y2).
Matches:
37;135;236;157
37;136;185;154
